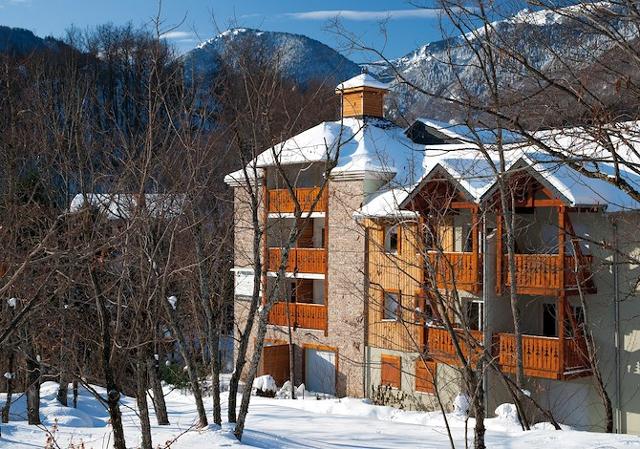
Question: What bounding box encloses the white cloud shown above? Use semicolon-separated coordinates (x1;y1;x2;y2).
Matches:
160;31;196;41
283;9;445;21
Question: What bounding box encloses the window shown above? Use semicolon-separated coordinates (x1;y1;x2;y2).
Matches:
543;303;557;337
415;360;436;393
464;301;483;331
383;291;400;320
384;224;400;254
234;268;257;298
414;293;434;324
381;355;401;388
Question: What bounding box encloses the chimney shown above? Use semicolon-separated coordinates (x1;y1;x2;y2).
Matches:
335;71;389;119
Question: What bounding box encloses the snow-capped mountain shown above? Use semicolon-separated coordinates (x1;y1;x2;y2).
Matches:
182;28;361;86
378;2;638;122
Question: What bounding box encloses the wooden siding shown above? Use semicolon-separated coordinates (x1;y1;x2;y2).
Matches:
366;219;423;352
380;354;401;388
268;187;327;214
268;302;327;331
415;359;436;394
342;88;385;118
268;247;326;274
497;333;591;380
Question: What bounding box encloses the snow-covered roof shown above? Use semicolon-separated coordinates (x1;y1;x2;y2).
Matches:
415;118;524;145
358;122;640;216
496;150;640;212
358;188;416;219
239;117;424;185
335;73;390;91
225;111;640;216
69;193;185;220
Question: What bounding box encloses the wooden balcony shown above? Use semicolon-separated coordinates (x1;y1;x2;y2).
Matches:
267;187;328;214
268;302;327;331
425;326;484;366
426;251;481;294
502;254;594;296
496;333;591;380
268;247;326;274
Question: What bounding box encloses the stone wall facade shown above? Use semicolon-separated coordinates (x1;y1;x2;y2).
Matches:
231;176;369;398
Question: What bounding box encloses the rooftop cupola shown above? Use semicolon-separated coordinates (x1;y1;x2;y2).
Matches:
335;72;389;119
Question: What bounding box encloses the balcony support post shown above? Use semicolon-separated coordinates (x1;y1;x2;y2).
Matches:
262;182;269;306
496;212;503;295
472;207;480;289
558;205;566;375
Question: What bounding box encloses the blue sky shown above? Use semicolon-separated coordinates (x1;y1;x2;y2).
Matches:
0;0;472;61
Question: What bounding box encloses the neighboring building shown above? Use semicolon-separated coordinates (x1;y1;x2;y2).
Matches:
226;74;640;434
360;122;640;433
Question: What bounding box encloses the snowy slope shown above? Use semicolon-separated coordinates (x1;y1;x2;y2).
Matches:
182;28;361;86
2;381;639;448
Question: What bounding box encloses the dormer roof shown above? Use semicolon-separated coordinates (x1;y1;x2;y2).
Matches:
335;73;390;92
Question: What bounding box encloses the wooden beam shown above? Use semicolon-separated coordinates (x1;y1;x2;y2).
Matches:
496;213;503;295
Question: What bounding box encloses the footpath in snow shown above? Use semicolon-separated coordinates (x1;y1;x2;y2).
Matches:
1;381;639;448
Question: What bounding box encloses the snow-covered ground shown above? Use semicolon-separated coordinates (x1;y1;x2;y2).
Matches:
1;381;639;448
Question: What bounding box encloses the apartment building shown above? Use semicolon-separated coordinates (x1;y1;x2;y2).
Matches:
225;73;422;397
361;122;640;433
227;73;640;433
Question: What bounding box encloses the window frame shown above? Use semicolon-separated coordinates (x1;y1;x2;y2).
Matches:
382;290;401;321
383;223;401;254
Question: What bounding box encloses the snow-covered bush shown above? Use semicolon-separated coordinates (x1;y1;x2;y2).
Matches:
495;403;519;424
253;374;277;397
453;393;470;416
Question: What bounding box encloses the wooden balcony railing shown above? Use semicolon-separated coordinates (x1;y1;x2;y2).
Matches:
426;326;484;366
502;254;594;295
267;187;327;214
497;333;591;380
426;251;481;293
268;247;326;274
268;302;327;331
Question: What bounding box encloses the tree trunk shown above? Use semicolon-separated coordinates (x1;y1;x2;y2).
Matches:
148;357;169;425
91;270;127;449
26;353;41;425
228;190;263;424
234;309;271;440
163;298;208;427
72;379;78;408
286;301;296;399
194;229;222;426
208;321;222;426
1;351;15;423
135;348;152;449
56;374;69;407
471;367;486;449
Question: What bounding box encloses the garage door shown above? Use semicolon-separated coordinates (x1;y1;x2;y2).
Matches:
305;347;336;395
260;343;290;386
